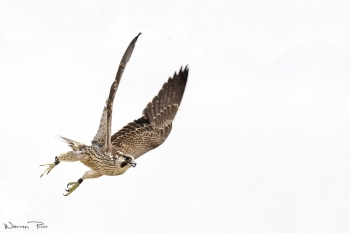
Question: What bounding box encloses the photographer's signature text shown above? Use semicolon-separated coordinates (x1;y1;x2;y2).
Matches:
4;221;48;230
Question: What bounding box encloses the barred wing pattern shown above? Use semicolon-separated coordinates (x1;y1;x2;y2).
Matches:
111;66;189;159
92;33;141;152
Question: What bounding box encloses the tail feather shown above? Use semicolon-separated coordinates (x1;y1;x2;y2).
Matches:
55;135;84;151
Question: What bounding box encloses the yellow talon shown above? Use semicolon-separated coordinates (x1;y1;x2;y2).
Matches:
63;178;83;196
40;157;60;178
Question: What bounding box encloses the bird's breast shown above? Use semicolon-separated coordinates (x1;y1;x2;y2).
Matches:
79;146;129;176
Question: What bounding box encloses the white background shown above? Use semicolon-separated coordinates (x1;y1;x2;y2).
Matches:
1;1;350;232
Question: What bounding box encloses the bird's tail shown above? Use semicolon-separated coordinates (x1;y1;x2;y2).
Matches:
55;135;85;151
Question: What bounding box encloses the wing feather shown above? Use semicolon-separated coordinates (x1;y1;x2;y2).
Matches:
92;33;141;151
111;66;189;159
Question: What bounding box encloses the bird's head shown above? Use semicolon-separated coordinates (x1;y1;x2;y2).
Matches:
120;155;136;168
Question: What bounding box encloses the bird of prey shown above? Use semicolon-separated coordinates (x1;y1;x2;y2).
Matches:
40;33;189;196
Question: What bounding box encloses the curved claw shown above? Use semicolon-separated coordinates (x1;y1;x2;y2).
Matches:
40;157;60;178
63;182;80;196
40;163;56;178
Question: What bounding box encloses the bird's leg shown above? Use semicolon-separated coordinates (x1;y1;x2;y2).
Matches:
63;170;102;196
63;178;83;196
40;156;60;177
40;151;87;177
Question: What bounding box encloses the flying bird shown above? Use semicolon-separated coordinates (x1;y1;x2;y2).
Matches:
40;33;189;196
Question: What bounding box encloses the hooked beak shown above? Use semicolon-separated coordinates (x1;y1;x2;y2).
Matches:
130;162;137;168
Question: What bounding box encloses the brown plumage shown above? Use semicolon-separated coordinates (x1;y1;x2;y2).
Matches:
40;33;189;196
111;67;188;159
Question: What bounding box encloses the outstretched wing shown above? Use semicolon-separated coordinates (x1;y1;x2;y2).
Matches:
111;66;189;159
92;33;141;152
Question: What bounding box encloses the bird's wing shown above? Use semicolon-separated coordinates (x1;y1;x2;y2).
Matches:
92;33;141;152
111;66;189;159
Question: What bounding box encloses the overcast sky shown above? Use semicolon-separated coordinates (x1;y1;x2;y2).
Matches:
1;0;350;232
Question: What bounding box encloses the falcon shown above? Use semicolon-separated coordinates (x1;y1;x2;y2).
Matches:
40;33;189;196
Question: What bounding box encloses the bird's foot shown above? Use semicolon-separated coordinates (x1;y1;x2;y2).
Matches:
40;156;60;177
63;178;83;196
